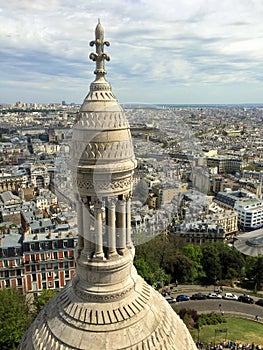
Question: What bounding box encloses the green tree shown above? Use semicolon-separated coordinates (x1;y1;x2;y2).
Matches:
0;288;31;349
134;257;155;284
201;243;222;284
152;267;171;289
33;289;58;315
217;243;245;280
252;256;263;290
167;253;194;283
182;244;204;282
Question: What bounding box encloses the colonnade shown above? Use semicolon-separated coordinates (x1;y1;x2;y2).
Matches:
0;180;24;193
75;193;132;260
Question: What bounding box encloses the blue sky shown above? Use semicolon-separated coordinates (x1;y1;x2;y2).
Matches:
0;0;263;104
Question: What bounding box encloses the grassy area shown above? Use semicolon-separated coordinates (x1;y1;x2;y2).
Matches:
190;318;263;346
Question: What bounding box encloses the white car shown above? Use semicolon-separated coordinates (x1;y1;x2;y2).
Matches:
164;295;176;303
207;292;222;299
223;293;238;300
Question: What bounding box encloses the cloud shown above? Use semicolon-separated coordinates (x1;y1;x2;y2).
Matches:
0;0;263;103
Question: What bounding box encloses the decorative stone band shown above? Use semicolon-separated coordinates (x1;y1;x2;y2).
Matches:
89;81;112;92
70;276;150;309
78;140;134;161
75;111;129;130
53;280;150;328
77;176;132;192
20;277;197;350
87;90;117;102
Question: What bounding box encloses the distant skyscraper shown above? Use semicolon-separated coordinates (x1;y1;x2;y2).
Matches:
18;21;197;350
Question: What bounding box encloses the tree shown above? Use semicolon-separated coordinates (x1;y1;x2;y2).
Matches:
182;244;204;282
167;253;195;283
134;257;155;284
217;243;245;280
33;289;58;315
0;288;31;349
201;243;222;284
252;256;263;290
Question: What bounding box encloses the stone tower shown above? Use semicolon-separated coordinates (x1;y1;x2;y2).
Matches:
18;22;197;350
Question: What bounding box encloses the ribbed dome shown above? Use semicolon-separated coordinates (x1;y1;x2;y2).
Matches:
18;21;197;350
19;275;196;350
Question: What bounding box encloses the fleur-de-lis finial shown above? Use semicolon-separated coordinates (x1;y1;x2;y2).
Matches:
89;20;110;79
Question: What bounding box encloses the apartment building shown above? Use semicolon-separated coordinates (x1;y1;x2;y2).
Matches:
234;198;263;231
207;156;243;174
0;229;76;294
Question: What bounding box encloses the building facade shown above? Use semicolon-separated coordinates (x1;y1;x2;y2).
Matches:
0;230;76;294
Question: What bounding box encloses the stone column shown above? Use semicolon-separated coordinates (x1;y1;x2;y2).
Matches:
82;201;92;257
107;197;118;257
93;199;104;260
126;194;133;249
75;194;84;253
116;198;126;254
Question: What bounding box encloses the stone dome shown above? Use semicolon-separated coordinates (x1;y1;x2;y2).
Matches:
18;21;197;350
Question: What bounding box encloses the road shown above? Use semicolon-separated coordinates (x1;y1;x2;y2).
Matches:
165;285;263;322
173;299;263;321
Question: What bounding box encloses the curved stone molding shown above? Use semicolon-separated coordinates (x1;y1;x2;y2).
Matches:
79;140;134;161
88;90;116;101
57;280;151;326
77;176;132;192
18;277;197;350
76;111;129;130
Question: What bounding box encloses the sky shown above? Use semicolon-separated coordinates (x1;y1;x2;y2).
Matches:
0;0;263;105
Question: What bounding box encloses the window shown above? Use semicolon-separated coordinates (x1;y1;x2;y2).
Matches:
32;274;37;282
42;273;46;280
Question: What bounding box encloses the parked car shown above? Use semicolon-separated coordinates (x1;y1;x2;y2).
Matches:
176;294;190;302
222;293;238;301
207;292;222;299
255;298;263;307
238;295;254;304
191;293;207;300
164;294;176;304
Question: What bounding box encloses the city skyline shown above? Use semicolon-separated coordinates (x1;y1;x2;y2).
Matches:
1;0;263;105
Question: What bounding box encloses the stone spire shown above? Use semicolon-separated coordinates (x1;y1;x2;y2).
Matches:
18;22;197;350
89;19;110;79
